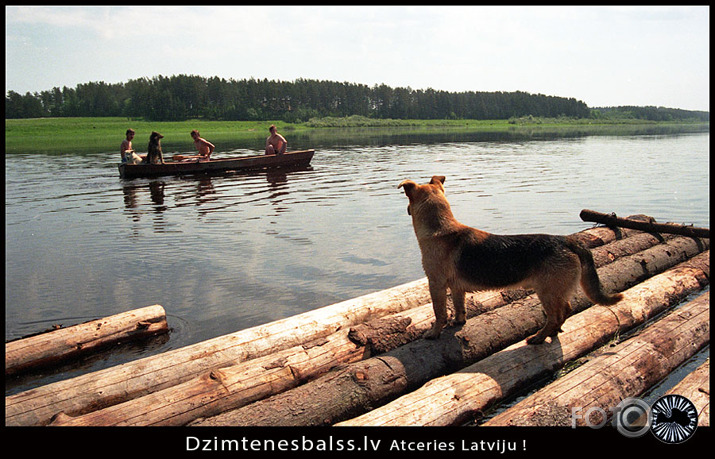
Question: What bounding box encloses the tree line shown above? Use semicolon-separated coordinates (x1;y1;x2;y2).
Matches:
4;74;708;122
590;105;709;122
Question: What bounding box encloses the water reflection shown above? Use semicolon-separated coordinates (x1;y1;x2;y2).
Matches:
121;166;314;231
123;181;168;235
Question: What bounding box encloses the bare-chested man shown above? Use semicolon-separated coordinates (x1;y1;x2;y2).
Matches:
191;130;215;161
120;129;144;164
265;124;287;155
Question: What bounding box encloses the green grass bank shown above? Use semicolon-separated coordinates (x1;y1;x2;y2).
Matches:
5;116;709;155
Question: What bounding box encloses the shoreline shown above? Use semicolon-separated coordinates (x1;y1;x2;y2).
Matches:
5;116;709;155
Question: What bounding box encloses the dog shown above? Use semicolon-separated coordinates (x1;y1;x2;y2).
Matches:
146;131;165;164
398;175;623;344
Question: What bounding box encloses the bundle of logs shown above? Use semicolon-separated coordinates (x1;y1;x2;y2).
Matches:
5;210;710;427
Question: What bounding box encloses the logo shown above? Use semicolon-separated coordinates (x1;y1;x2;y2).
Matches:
572;395;699;443
613;398;651;438
650;394;698;444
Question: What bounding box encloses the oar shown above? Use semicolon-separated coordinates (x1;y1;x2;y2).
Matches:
172;154;202;161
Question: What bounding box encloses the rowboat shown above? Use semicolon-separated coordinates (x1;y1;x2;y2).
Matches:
118;149;315;179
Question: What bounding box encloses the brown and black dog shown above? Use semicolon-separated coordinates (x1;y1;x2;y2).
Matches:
398;175;622;344
146;131;165;164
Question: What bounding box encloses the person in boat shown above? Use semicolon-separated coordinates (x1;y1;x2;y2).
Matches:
145;131;166;164
265;124;287;155
191;130;215;161
121;129;144;164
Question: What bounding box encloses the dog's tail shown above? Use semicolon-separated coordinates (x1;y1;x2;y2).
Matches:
567;238;623;306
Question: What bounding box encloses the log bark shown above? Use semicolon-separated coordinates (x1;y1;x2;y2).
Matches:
339;256;709;426
196;245;708;427
5;278;431;426
484;292;710;426
48;329;369;426
5;305;169;376
580;209;709;239
573;221;647;248
6;224;654;426
664;360;710;427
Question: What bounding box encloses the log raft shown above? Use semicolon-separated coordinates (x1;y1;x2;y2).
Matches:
5;212;710;427
204;248;709;427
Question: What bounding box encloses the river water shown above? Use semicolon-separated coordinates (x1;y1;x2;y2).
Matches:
4;129;709;390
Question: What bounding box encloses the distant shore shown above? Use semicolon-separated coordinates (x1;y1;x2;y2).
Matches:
5;116;709;155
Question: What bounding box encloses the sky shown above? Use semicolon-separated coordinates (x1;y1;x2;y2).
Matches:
4;5;710;111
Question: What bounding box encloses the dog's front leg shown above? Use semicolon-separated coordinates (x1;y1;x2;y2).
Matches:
425;280;448;339
451;287;467;325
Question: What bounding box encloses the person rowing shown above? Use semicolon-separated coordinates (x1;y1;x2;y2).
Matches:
265;124;287;155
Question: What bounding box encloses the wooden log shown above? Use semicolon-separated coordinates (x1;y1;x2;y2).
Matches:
580;209;709;238
573;220;649;248
196;245;708;427
345;290;511;355
6;224;653;426
485;292;710;426
5;305;169;376
663;359;710;427
338;255;709;426
594;236;708;295
5;278;431;426
48;328;369;426
50;230;683;427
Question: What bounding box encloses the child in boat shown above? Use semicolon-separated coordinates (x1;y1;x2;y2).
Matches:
191;130;215;161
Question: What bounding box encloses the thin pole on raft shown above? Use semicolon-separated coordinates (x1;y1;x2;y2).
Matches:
580;209;709;239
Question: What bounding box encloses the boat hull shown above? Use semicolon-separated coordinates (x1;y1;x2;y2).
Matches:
118;149;314;179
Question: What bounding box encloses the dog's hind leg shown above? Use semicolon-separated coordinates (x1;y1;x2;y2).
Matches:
425;280;449;339
527;293;569;345
559;300;573;330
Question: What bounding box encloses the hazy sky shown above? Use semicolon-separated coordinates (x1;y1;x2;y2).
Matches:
5;5;710;111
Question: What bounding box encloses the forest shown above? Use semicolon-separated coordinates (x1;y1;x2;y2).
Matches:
5;74;709;123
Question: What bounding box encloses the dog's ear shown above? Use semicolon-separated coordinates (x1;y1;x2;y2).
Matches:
430;176;446;185
398;180;417;196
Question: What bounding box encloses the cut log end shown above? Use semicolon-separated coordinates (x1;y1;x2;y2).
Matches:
348;316;416;354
